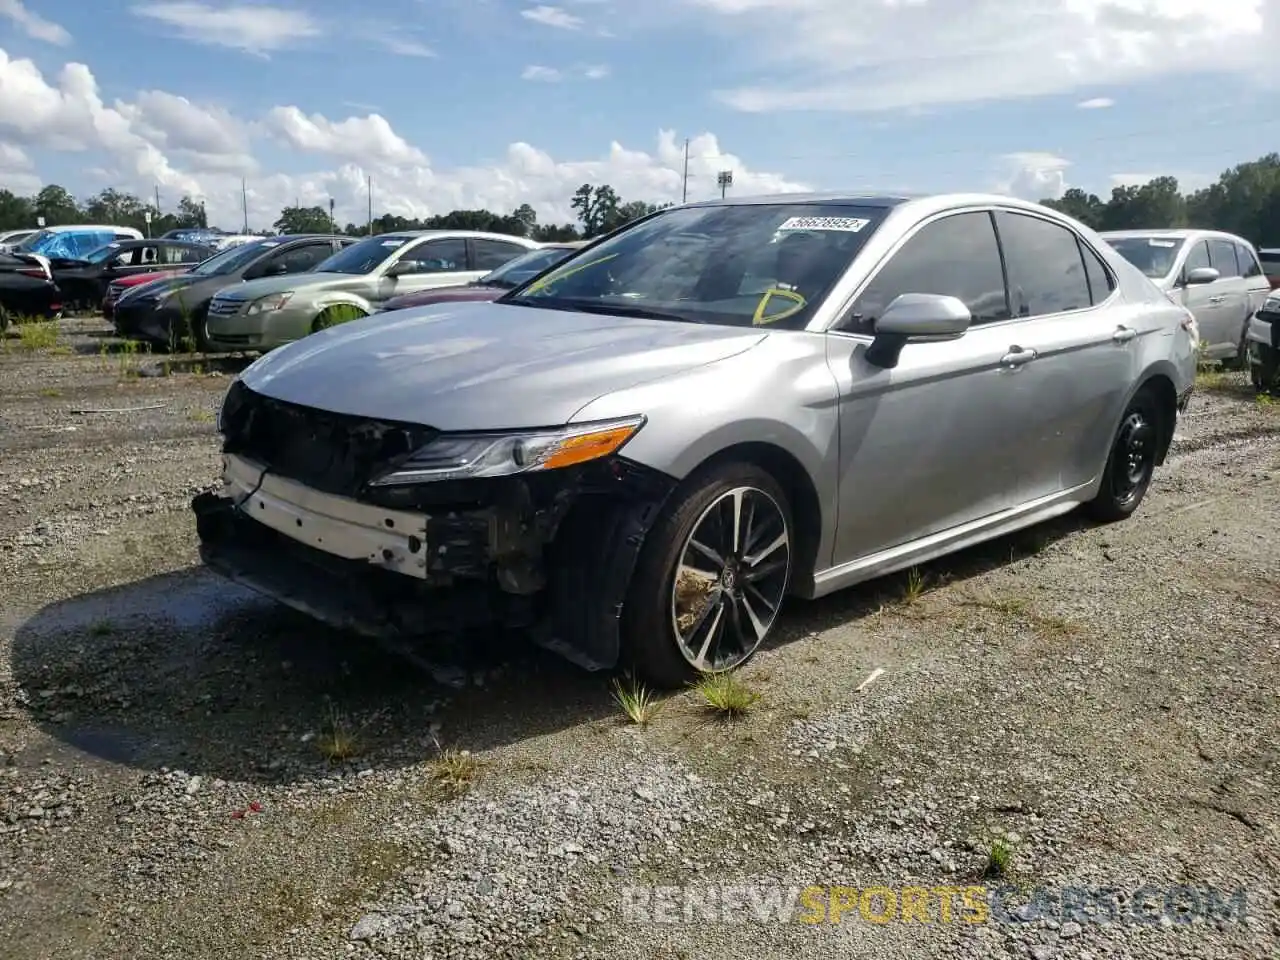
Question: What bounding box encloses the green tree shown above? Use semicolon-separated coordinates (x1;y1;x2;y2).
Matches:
512;203;537;236
1041;188;1104;229
274;205;335;234
34;184;81;226
0;189;34;230
571;183;621;238
176;195;208;229
1098;176;1186;231
532;222;581;241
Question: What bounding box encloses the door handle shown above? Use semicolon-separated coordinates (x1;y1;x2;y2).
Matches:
1112;325;1137;343
1000;345;1038;366
1207;295;1226;304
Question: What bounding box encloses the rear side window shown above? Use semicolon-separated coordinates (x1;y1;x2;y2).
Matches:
1080;241;1115;304
849;211;1010;332
996;211;1092;317
1235;243;1263;279
472;238;531;271
275;243;334;274
1207;239;1240;278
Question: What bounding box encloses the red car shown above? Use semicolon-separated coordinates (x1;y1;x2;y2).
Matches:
102;269;189;322
378;242;583;313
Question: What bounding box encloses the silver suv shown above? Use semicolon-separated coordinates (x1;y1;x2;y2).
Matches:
1102;229;1272;363
194;193;1197;688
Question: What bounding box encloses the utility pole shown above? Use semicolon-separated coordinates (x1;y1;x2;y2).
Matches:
367;175;373;236
154;185;161;217
241;178;249;233
681;138;690;204
329;197;336;238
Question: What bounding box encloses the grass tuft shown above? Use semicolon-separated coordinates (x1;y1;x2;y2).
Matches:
983;835;1016;879
610;674;663;726
429;747;483;797
898;566;928;604
316;709;360;763
692;671;760;719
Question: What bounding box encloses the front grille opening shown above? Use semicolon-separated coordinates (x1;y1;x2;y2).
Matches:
220;381;438;498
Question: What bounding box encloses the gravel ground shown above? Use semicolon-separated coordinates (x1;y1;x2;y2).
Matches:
1;317;1278;960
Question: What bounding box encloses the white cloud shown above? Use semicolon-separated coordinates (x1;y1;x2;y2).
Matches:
693;0;1268;112
131;2;322;57
0;45;806;228
999;152;1071;200
1077;97;1115;109
522;65;563;81
0;0;71;45
521;63;610;81
264;106;427;167
521;5;584;29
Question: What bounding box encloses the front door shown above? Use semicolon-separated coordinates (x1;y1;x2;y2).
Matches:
825;209;1044;567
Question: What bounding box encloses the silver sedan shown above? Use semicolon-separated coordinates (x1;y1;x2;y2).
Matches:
194;192;1197;688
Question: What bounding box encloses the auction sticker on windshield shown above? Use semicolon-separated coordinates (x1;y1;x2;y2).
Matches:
777;216;871;233
1148;239;1177;247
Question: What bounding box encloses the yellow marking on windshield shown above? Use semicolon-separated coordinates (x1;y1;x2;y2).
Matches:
752;287;807;326
524;253;620;294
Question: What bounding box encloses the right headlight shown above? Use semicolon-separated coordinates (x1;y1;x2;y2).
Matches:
1262;293;1280;312
368;416;645;486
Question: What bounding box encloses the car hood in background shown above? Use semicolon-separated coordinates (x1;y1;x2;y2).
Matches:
381;285;504;311
217;272;354;302
121;273;210;299
239;301;768;431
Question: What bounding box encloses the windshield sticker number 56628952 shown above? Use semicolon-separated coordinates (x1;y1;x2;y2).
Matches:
777;216;871;233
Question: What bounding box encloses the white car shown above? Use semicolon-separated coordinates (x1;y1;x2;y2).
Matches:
1102;229;1272;364
1244;290;1279;391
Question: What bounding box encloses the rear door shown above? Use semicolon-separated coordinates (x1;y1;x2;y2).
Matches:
1235;241;1271;315
470;237;533;273
993;210;1135;500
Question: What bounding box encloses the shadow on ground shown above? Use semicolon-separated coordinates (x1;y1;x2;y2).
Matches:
10;510;1093;784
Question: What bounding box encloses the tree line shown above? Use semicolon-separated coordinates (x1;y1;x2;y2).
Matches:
3;153;1277;246
0;182;668;243
1039;153;1280;244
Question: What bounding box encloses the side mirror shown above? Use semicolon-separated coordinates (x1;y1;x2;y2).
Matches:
1183;266;1219;286
386;260;415;278
865;293;971;369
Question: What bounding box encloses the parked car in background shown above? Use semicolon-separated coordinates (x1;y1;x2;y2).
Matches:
0;271;62;330
50;239;214;311
193;192;1195;688
211;234;259;251
113;234;354;349
12;225;144;261
1245;288;1279;391
1259;248;1280;289
1101;229;1270;362
103;268;193;322
0;229;37;252
202;230;540;352
378;241;585;313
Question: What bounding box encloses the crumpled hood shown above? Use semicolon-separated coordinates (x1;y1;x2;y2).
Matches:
218;272;350;301
238;300;768;430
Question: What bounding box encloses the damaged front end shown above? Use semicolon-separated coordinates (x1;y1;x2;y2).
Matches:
192;380;674;670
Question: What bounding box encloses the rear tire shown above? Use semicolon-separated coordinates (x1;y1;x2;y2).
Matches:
1251;344;1278;393
1084;389;1161;523
621;462;793;689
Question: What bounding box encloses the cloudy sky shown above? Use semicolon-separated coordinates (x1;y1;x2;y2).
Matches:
0;0;1277;229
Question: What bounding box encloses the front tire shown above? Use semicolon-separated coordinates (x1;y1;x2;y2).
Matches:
1250;344;1278;393
311;304;366;333
1084;389;1160;523
622;462;793;688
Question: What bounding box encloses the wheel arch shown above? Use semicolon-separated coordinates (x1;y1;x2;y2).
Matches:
1129;366;1180;465
674;439;827;593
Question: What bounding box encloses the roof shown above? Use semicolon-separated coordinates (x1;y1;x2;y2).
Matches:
1099;228;1253;244
684;192;917;209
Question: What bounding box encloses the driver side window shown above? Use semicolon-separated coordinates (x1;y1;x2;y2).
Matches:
845;211;1010;335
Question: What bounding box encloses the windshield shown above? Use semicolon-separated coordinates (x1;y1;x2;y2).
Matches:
504;204;886;330
479;246;576;289
191;239;273;276
1105;236;1185;278
314;235;407;275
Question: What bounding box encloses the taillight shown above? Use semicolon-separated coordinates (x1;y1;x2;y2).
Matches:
18;267;47;279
